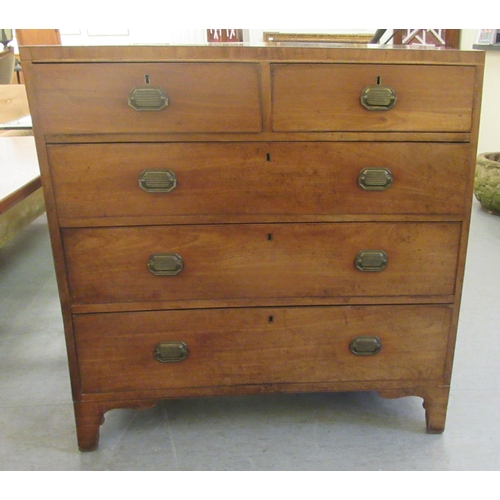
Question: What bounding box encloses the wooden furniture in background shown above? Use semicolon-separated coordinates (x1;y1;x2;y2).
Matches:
393;29;461;48
21;44;484;451
0;84;30;125
0;48;15;84
0;137;44;247
13;30;61;83
15;29;61;46
264;32;373;43
0;85;41;246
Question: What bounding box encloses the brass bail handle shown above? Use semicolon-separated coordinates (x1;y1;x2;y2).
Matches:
139;169;177;193
361;76;397;111
128;86;169;111
148;254;184;276
350;336;382;356
154;342;189;363
355;250;388;272
358;168;393;191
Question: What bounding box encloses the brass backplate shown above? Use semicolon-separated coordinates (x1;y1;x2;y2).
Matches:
129;87;168;111
147;254;184;276
139;169;177;193
361;85;397;111
355;250;388;272
358;168;393;191
350;336;382;356
154;342;189;363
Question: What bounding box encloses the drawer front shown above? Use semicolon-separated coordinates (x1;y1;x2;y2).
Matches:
74;305;452;393
30;62;262;134
63;222;460;305
49;142;471;220
272;64;476;132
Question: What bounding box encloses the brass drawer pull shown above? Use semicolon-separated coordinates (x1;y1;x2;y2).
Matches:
350;336;382;356
361;80;397;111
139;169;177;193
355;250;388;272
147;254;184;276
154;342;189;363
358;168;393;191
128;86;168;111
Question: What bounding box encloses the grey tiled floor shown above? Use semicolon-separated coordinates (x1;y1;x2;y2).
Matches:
1;201;499;470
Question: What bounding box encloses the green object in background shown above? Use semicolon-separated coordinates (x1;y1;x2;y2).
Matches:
474;152;500;215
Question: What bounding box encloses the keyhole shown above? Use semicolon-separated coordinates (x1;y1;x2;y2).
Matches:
376;76;381;86
268;316;274;324
267;233;273;241
145;74;151;85
266;153;271;162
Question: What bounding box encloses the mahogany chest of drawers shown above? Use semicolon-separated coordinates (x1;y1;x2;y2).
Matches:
21;44;484;451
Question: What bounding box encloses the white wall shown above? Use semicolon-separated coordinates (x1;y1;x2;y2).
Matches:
460;29;477;49
458;30;500;153
58;29;207;45
57;29;380;45
475;51;500;154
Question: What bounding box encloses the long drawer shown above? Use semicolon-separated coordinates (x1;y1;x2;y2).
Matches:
49;142;471;221
74;305;452;394
62;222;460;305
272;63;476;132
29;62;262;134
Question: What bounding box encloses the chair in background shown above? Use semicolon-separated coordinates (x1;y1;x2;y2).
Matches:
0;48;15;84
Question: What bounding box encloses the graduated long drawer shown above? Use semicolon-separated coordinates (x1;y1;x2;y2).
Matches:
48;142;472;221
62;222;460;305
73;305;452;394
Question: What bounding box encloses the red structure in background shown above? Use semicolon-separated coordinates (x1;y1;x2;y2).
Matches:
207;30;244;43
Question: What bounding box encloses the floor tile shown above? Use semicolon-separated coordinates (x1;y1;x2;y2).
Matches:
1;204;499;470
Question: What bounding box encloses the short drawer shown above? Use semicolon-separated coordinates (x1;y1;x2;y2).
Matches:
74;305;452;394
48;142;472;221
30;62;262;134
272;63;476;132
63;222;460;305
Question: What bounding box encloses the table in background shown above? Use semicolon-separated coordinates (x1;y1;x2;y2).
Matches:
0;136;44;247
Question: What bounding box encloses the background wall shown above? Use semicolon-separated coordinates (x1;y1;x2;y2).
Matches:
459;30;497;153
474;51;500;154
56;29;480;47
56;29;379;45
58;29;208;45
